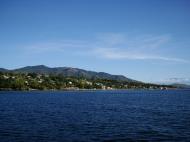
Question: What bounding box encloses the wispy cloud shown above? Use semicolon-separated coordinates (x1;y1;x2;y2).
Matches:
89;33;188;63
23;33;189;63
24;40;90;53
93;47;188;63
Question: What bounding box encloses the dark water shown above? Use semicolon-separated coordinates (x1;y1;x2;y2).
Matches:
0;90;190;142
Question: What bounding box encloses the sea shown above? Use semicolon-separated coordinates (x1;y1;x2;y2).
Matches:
0;90;190;142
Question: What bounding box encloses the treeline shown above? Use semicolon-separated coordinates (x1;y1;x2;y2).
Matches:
0;72;175;90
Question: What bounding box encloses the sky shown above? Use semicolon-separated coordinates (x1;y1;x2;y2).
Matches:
0;0;190;83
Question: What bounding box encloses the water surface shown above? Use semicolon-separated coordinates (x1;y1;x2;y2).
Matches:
0;90;190;141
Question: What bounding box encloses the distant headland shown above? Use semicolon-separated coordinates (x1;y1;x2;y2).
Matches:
0;65;177;91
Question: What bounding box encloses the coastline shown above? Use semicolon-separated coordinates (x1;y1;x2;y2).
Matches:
0;87;179;92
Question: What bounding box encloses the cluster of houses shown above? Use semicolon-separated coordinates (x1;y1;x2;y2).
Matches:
1;73;170;90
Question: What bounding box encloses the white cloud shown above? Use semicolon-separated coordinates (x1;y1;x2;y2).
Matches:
24;40;90;54
23;33;189;63
93;47;188;62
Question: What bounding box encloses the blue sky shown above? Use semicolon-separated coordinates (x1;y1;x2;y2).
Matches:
0;0;190;83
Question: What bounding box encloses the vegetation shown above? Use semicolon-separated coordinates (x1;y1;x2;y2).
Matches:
0;72;175;91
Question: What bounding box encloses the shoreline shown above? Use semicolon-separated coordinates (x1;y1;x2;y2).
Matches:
0;88;181;92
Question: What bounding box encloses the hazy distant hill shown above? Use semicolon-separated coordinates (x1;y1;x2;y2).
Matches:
0;68;8;72
0;65;135;82
171;83;190;89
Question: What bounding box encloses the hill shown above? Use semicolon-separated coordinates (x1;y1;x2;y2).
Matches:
171;83;190;89
9;65;135;82
0;68;8;72
0;65;176;90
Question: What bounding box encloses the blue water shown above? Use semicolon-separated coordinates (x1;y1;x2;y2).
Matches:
0;90;190;142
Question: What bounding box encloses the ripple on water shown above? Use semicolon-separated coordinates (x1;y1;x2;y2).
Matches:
0;90;190;142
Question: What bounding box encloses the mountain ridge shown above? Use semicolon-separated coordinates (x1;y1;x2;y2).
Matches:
0;65;136;82
171;83;190;88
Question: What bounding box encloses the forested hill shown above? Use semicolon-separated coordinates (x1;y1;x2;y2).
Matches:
0;65;176;90
1;65;135;82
